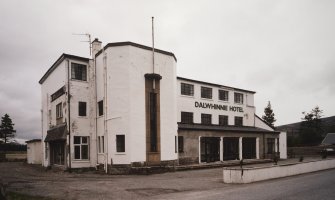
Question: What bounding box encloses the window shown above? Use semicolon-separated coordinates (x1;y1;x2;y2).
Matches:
219;115;228;126
234;116;243;126
78;102;87;116
201;87;212;99
181;83;194;96
201;114;212;125
181;112;193;124
219;90;229;101
51;87;65;102
98;100;103;116
267;138;275;154
98;136;105;153
116;135;125;152
56;103;62;119
74;136;89;160
71;63;87;81
178;136;184;153
234;92;243;104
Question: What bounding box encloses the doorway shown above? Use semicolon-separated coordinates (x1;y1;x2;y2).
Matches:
50;141;65;165
242;137;256;159
223;137;239;160
200;137;220;163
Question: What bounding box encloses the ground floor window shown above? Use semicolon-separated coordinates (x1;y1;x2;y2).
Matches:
98;136;104;153
267;138;275;154
178;136;184;153
74;136;89;160
116;135;125;152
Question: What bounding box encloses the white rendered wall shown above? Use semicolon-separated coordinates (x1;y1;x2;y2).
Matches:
254;116;274;131
41;60;67;167
223;159;335;183
279;132;287;159
95;45;178;165
27;141;42;164
177;80;255;126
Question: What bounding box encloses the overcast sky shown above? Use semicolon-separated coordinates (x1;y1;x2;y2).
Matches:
0;0;334;140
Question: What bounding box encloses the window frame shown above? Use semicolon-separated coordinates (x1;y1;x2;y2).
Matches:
98;100;103;116
201;113;212;125
74;136;89;160
71;62;87;81
56;103;63;119
180;83;194;96
116;135;125;153
181;112;194;124
267;138;275;154
201;86;212;99
234;92;244;104
219;115;229;126
218;90;229;101
78;101;87;117
234;116;243;126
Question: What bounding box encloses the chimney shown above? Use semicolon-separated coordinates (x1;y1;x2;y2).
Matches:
91;38;102;58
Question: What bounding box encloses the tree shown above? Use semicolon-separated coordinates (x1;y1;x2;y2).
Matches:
262;101;276;126
299;106;324;146
0;114;16;143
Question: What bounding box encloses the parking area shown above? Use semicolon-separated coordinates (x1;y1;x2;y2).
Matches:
1;157;333;200
0;162;228;199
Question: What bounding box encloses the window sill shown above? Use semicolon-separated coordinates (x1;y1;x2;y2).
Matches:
234;102;244;105
78;116;88;119
180;94;194;98
70;79;88;83
73;160;90;162
200;98;213;101
218;100;229;103
115;152;126;155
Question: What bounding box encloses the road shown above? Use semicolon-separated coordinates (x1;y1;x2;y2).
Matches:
1;162;335;199
156;168;335;200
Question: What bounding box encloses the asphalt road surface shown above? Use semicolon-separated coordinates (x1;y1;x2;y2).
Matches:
1;162;335;200
157;168;335;200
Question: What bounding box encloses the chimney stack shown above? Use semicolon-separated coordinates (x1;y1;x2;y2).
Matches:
91;38;102;58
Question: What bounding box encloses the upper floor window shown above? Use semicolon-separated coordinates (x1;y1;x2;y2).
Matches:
71;63;87;81
181;112;193;124
234;116;243;126
78;102;87;116
181;83;194;96
219;115;228;126
201;87;212;99
219;90;229;101
56;103;63;119
234;92;243;104
98;100;103;116
201;113;212;125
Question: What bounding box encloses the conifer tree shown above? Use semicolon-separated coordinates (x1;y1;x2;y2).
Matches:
262;101;276;126
0;114;16;143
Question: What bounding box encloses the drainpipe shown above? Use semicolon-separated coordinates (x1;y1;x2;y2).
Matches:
103;48;108;173
67;59;72;172
94;54;99;169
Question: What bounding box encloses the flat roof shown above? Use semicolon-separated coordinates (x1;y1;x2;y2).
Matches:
95;41;177;61
178;123;279;134
39;53;90;84
177;77;256;94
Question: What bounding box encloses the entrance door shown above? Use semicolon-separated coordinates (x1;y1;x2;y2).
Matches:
242;137;256;159
50;142;65;165
200;137;220;163
223;137;239;160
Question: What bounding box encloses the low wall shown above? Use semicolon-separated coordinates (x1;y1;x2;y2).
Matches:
223;159;335;183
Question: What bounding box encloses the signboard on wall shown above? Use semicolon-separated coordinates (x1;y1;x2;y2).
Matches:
194;101;243;112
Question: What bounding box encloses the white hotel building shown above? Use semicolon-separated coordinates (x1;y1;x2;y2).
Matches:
39;39;286;173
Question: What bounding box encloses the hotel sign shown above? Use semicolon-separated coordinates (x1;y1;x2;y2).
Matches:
194;101;243;112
